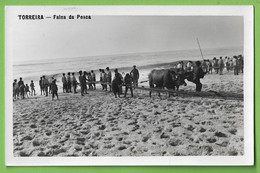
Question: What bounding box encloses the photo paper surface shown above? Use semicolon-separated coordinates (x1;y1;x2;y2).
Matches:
5;6;254;166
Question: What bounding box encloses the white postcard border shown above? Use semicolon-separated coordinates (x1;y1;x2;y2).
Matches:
5;5;254;166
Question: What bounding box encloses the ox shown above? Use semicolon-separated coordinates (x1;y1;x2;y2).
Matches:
148;69;186;98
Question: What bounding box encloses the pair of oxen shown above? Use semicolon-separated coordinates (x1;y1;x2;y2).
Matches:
148;69;195;97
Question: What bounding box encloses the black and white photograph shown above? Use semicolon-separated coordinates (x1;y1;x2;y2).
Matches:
5;6;254;165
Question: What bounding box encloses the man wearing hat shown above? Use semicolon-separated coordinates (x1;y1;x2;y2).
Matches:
193;61;205;92
130;65;139;88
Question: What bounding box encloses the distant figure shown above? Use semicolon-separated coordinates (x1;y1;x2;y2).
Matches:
186;61;194;72
193;61;204;92
62;73;67;93
106;67;112;91
42;76;49;96
233;56;239;75
20;84;25;99
25;84;30;98
48;77;54;94
83;71;88;94
30;80;36;96
71;72;77;93
51;79;59;100
39;77;44;95
18;78;25;99
124;73;133;97
91;70;96;90
219;57;224;75
213;58;219;74
79;71;85;96
130;65;139;88
18;77;24;88
114;69;123;94
87;72;93;90
177;61;184;73
238;55;244;73
67;72;72;93
112;71;123;98
208;59;213;74
13;79;19;99
101;69;107;91
99;69;103;89
202;60;207;73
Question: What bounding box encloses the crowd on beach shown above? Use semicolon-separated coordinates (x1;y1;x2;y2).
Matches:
13;54;243;101
13;65;140;100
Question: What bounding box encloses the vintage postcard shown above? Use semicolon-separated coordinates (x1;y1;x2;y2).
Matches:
5;6;254;166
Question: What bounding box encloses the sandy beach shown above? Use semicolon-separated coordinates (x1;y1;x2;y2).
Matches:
13;71;244;157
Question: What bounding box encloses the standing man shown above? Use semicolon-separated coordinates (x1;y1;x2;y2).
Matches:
42;76;49;96
30;80;36;96
193;61;205;92
62;73;67;93
114;69;123;94
67;72;72;93
124;73;134;97
91;70;96;90
233;56;239;75
106;67;112;91
71;72;77;93
83;71;88;94
79;71;85;96
219;57;224;75
130;65;139;88
39;77;44;95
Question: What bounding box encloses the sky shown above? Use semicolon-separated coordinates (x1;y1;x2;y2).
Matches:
9;15;243;63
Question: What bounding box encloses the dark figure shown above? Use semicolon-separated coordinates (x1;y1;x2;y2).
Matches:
130;65;139;88
30;80;36;96
79;71;85;96
87;72;93;90
99;69;103;89
237;55;244;73
106;67;112;91
42;76;49;96
25;84;30;98
62;73;67;93
219;57;224;75
102;69;107;91
91;70;96;90
49;77;54;94
112;72;123;98
51;79;59;100
83;71;88;94
233;56;239;75
124;73;133;97
193;61;204;92
20;84;25;99
39;77;44;95
72;72;77;93
13;79;19;99
114;69;123;94
18;77;25;99
67;72;72;93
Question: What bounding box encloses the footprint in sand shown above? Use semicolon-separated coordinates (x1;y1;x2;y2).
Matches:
169;139;182;146
215;132;227;137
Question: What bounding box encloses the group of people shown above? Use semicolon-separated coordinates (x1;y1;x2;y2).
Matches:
13;78;36;100
174;54;244;76
13;54;243;101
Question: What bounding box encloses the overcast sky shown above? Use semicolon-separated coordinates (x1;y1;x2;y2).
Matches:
10;16;243;62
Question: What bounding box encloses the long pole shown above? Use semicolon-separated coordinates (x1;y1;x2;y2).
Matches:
196;38;204;61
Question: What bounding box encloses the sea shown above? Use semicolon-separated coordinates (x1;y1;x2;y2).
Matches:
13;47;243;91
